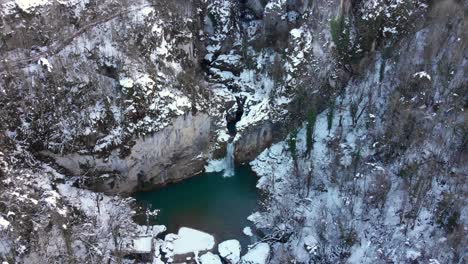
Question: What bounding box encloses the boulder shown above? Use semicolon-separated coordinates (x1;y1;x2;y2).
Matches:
200;252;223;264
218;239;241;263
241;243;270;264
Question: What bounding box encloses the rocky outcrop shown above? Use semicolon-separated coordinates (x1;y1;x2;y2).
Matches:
235;121;274;164
47;113;211;193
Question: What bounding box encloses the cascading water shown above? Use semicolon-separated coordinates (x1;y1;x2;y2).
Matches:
205;96;245;176
223;141;235;177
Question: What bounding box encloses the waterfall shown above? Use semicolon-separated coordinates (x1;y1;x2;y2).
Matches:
223;142;235;177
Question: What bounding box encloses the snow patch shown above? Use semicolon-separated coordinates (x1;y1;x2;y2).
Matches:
42;190;67;216
265;0;286;12
38;58;53;72
236;98;270;130
383;26;398;34
119;77;134;88
413;71;431;81
135;74;155;89
290;28;303;39
15;0;49;13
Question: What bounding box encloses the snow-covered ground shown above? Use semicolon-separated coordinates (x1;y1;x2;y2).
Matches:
0;149;168;263
247;23;467;262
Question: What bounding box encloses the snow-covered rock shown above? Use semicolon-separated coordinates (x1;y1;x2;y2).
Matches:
38;57;53;72
199;252;222;264
172;227;215;255
119;77;134;88
241;243;270;264
243;226;253;236
205;158;226;173
132;236;152;253
0;216;10;231
218;239;241;264
406;249;422;261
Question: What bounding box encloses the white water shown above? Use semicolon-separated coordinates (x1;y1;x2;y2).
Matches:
223;142;235;177
204;141;235;177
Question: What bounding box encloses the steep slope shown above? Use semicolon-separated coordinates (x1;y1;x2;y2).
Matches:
249;0;467;263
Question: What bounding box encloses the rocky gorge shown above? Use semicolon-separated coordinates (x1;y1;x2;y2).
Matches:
0;0;466;263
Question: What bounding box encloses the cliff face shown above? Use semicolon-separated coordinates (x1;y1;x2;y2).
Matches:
0;0;304;189
1;0;211;172
48;112;211;193
0;0;467;263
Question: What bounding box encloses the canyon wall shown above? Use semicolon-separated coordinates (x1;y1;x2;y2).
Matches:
49;112;211;193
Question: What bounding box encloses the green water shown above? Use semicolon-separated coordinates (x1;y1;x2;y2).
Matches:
134;165;260;248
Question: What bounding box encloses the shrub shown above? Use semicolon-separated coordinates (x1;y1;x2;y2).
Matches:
330;15;351;63
354;15;382;54
338;221;359;247
288;128;298;161
366;172;391;209
398;162;418;179
306;108;317;153
436;193;461;233
342;229;358;247
327;101;335;132
352;148;361;174
379;47;392;82
349;101;358;126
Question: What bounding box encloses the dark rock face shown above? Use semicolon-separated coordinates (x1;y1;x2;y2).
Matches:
226;96;247;136
245;0;267;18
235;121;273;163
